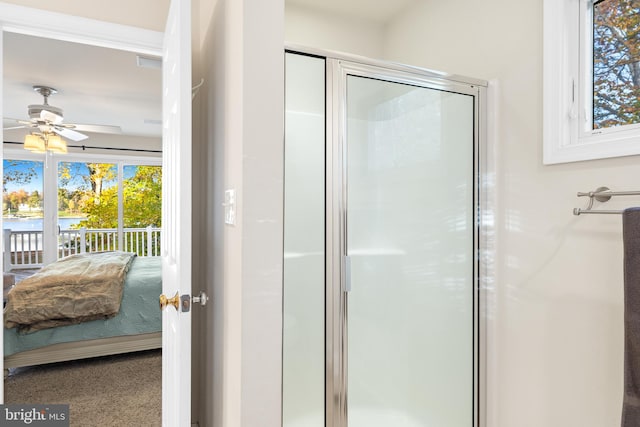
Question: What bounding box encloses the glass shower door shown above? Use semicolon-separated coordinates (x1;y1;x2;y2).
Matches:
283;52;326;427
345;74;476;426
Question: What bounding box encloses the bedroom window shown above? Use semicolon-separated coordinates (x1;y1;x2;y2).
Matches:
3;159;45;265
57;162;162;257
3;160;44;220
543;0;640;163
58;162;119;254
123;165;162;228
123;165;162;255
2;154;161;270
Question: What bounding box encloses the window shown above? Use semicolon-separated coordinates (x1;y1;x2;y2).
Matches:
3;159;45;266
3;160;44;222
2;151;162;268
123;165;162;229
592;0;640;130
543;0;640;164
56;161;162;257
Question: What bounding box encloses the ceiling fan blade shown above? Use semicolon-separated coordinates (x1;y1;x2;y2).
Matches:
71;124;122;135
40;109;64;124
2;118;35;131
4;117;33;125
52;127;88;142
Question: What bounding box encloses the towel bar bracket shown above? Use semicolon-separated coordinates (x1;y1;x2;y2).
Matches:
578;187;611;204
575;186;611;214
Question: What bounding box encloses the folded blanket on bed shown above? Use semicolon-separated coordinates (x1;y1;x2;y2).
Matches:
4;251;137;333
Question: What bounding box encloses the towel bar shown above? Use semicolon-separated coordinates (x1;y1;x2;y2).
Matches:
573;208;623;215
573;186;640;216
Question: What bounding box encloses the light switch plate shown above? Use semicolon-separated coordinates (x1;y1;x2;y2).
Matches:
224;189;236;225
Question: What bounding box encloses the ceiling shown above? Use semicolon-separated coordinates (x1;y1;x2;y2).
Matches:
286;0;416;24
1;0;413;148
2;32;163;143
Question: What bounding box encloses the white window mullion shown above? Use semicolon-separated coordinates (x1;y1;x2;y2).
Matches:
117;161;124;251
42;153;59;264
543;0;579;162
579;0;594;137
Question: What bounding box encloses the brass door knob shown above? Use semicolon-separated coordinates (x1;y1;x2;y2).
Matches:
159;292;180;311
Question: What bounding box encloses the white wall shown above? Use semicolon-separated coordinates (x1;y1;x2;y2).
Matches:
384;1;634;426
196;0;284;426
285;1;637;426
0;0;170;31
285;2;384;58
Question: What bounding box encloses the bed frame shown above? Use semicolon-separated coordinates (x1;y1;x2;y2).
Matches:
4;332;161;375
4;255;162;376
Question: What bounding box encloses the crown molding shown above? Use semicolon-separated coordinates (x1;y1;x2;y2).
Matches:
0;2;163;56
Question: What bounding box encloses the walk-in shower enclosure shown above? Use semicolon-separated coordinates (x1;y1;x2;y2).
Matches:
283;48;487;427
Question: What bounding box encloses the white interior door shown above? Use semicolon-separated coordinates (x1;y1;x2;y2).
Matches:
161;0;192;425
0;2;190;419
0;25;4;404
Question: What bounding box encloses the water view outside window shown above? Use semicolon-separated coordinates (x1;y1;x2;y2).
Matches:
3;160;162;262
3;160;44;229
593;0;640;129
3;160;45;265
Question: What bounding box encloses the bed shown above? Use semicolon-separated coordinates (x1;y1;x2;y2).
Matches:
3;252;162;373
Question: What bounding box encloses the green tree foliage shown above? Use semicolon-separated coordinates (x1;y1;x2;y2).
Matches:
59;162;117;227
58;188;84;216
27;190;42;209
77;165;162;229
3;189;29;212
86;163;117;200
58;162;117;200
124;166;162;227
77;184;119;228
4;160;161;230
593;0;640;128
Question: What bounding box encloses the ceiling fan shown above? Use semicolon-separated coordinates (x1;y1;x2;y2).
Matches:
4;85;122;148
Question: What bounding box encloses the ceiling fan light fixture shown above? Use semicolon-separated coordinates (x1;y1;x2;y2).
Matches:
24;133;46;153
24;132;68;154
46;134;67;154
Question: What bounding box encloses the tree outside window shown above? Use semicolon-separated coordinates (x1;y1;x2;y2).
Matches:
57;162;162;229
3;160;43;217
593;0;640;129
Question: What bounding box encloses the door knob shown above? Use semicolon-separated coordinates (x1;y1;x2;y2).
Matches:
192;291;209;306
159;291;180;311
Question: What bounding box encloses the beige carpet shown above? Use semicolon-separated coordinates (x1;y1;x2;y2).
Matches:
4;349;161;427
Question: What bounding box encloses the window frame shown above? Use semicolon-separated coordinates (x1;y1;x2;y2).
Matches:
3;148;161;262
543;0;640;164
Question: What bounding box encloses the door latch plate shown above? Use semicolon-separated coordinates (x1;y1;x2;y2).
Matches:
181;294;191;312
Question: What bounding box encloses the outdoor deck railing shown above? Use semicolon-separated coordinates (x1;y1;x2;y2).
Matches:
3;226;161;271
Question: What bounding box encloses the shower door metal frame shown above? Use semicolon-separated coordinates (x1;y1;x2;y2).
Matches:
286;45;489;427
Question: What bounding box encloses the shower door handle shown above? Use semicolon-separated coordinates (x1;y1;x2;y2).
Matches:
344;255;352;293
